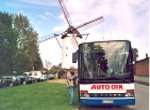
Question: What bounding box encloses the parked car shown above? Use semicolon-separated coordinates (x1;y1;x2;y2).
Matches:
48;74;55;80
24;71;42;82
0;75;20;87
40;74;48;81
16;75;33;85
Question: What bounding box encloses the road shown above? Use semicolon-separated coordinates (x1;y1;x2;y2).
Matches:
78;83;149;110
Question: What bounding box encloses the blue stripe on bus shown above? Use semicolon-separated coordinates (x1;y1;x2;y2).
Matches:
80;97;135;105
80;97;134;100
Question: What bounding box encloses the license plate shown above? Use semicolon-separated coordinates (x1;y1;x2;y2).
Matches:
102;99;114;104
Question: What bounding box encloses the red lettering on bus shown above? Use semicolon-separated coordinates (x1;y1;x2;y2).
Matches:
111;85;123;90
91;84;123;90
119;85;123;90
102;85;105;90
105;85;110;90
97;85;100;89
91;85;96;90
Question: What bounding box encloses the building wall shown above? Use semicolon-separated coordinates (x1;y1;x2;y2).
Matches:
134;57;149;76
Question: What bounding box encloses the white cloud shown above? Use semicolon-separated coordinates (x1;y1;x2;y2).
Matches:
37;14;47;20
39;0;149;66
39;36;62;66
17;0;58;7
37;12;54;20
45;12;53;16
63;0;149;60
52;25;67;32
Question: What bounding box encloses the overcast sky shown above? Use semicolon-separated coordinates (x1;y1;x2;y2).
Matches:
0;0;149;65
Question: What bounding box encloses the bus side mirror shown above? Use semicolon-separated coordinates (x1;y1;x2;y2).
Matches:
72;51;78;63
132;48;138;62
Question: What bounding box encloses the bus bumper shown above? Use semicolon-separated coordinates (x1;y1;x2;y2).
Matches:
79;97;135;106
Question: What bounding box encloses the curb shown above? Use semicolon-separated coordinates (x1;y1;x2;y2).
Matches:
135;80;149;86
134;76;149;86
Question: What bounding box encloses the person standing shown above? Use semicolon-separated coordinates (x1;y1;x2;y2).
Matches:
66;68;76;105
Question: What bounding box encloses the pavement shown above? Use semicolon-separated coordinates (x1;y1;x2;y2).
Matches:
134;76;149;86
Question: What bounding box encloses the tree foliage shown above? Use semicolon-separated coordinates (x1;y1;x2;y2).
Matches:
0;12;18;74
0;12;42;74
14;14;42;72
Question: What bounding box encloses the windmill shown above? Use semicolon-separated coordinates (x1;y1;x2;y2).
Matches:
39;0;104;69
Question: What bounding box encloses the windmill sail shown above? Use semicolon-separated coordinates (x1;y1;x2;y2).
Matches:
75;16;104;30
58;0;72;26
39;0;104;69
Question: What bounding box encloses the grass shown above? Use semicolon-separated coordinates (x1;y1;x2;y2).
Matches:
0;81;79;110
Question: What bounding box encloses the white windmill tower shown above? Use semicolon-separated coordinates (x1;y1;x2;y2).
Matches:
60;26;81;69
39;0;104;69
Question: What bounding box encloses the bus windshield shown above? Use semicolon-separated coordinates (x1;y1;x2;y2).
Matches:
79;41;133;79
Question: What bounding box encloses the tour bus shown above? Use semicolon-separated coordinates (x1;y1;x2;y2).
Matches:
74;40;135;106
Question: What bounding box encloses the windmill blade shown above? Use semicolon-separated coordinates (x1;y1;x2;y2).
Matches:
58;0;72;26
38;34;54;43
54;34;62;48
38;34;62;49
71;34;79;50
75;16;104;30
83;33;89;41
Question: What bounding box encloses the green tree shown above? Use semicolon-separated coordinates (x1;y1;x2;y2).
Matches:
0;12;18;74
14;14;42;72
0;12;42;74
33;54;43;70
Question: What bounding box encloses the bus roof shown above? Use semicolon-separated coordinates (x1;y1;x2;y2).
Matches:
79;40;131;46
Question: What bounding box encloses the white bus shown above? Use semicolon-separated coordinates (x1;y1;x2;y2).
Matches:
76;40;135;106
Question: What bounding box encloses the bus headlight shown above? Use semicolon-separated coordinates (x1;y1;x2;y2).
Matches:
80;90;89;97
84;93;90;97
125;90;134;97
125;93;132;97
